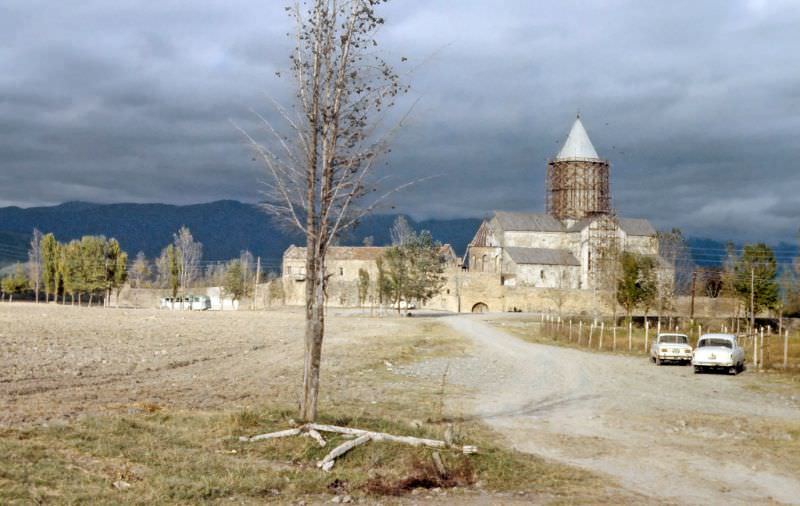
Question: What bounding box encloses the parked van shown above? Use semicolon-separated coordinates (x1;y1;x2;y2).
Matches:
159;295;210;311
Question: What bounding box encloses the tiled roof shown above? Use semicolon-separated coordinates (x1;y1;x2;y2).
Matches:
618;218;656;236
505;247;580;266
284;246;388;261
284;244;457;261
493;211;564;232
469;220;492;247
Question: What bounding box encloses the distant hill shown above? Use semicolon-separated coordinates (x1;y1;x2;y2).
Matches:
1;201;794;272
0;201;482;270
686;237;797;268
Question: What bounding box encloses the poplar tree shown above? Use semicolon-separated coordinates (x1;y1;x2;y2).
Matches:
41;233;59;302
27;228;43;303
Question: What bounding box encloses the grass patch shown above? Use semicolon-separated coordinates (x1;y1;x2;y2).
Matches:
0;405;606;504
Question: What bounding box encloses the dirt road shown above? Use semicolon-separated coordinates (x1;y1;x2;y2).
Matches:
438;315;800;505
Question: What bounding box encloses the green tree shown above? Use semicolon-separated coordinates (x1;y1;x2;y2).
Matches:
223;260;247;301
40;233;59;302
61;240;82;304
166;244;180;298
357;268;370;307
617;252;640;319
733;243;779;318
79;236;107;306
383;230;446;313
2;263;29;302
638;256;658;317
616;252;658;320
103;238;128;306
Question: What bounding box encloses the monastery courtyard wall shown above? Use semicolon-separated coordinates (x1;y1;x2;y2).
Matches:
265;269;738;318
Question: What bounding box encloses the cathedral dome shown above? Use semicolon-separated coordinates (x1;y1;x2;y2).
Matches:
555;116;600;161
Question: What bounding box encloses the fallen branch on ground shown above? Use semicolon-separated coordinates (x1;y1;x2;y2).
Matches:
239;423;478;471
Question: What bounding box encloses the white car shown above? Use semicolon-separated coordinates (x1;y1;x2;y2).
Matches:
692;333;745;375
650;333;692;365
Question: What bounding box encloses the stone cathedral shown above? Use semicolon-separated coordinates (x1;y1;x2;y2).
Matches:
466;115;670;290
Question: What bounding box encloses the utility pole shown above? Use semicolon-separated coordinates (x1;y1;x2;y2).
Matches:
750;267;755;338
253;257;261;311
689;271;697;321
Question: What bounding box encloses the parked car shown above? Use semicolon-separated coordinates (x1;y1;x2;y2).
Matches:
650;333;692;365
692;333;745;375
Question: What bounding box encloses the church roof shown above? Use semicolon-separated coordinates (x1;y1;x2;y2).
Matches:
493;211;564;232
505;247;580;266
618;218;656;236
555;116;600;161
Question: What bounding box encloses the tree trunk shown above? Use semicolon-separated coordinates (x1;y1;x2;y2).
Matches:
88;293;93;307
301;252;325;422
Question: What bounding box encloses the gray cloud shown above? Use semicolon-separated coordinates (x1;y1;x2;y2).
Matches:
1;0;799;242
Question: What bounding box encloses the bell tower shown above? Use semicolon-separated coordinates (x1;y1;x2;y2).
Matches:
546;115;611;221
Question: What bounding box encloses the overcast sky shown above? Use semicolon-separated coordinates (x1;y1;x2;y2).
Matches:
1;0;799;242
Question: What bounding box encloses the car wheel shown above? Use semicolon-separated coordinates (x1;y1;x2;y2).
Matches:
694;366;701;374
655;357;661;366
729;366;737;375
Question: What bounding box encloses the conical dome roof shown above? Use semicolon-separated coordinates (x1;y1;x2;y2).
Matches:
555;116;600;161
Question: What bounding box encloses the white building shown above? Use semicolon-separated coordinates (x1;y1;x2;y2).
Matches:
466;116;670;289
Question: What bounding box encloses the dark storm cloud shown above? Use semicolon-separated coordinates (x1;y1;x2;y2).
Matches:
1;0;799;241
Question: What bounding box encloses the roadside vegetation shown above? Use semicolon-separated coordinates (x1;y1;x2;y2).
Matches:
491;316;800;376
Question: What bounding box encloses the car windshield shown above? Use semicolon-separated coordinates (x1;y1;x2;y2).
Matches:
698;338;732;348
660;335;687;344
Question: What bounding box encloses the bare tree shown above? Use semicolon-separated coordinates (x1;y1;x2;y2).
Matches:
390;215;414;246
155;248;171;288
173;226;203;290
27;228;43;303
130;251;151;288
657;228;694;295
240;0;408;421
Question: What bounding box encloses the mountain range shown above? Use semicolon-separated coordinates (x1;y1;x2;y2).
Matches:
0;200;795;271
0;200;482;270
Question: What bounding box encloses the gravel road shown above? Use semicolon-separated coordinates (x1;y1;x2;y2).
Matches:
406;314;800;505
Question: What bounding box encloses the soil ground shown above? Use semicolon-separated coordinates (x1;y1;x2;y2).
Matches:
429;315;800;505
0;303;634;505
3;304;799;504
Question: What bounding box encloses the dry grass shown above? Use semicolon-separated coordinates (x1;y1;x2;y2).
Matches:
0;404;607;504
0;304;619;504
492;317;800;374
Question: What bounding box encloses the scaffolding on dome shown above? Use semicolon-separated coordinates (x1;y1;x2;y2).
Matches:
546;157;611;221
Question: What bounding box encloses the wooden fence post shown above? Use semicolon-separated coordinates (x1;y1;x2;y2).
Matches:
784;329;789;370
579;321;583;345
628;321;633;351
613;325;617;351
588;324;594;348
753;330;758;368
644;319;650;353
759;327;764;370
599;322;605;350
569;320;573;341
